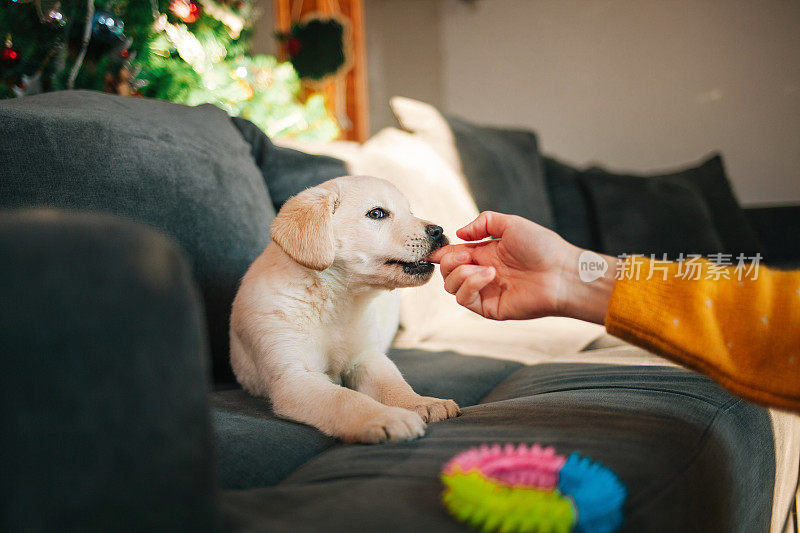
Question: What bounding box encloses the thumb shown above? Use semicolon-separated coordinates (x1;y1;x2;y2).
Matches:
456;211;514;241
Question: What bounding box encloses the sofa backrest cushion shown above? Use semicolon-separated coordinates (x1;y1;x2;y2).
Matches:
0;91;274;383
446;117;555;229
232;117;348;211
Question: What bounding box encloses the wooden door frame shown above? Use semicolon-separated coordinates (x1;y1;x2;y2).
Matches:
273;0;369;142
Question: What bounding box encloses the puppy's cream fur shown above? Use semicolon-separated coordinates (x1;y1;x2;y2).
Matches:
230;176;460;443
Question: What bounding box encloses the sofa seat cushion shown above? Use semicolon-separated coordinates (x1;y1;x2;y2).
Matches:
211;392;334;490
211;348;523;489
218;363;774;533
385;348;523;407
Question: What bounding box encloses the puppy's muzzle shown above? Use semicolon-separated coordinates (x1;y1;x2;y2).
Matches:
385;225;448;276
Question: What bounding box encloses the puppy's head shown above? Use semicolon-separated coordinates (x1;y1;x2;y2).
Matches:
270;175;448;289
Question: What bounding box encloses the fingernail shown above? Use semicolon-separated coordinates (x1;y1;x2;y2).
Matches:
481;267;494;278
454;252;470;262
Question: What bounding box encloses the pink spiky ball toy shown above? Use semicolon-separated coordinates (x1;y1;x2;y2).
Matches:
440;443;626;533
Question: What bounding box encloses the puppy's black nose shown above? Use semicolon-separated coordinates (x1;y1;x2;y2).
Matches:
425;224;444;241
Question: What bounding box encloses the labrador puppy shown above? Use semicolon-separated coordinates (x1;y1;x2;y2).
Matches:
230;176;461;443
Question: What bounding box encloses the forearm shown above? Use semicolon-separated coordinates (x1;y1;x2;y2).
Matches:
605;256;800;412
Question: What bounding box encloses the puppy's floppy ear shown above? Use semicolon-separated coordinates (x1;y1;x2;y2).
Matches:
270;185;339;271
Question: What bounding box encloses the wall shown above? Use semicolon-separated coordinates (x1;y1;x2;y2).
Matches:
251;0;800;205
250;0;277;57
363;0;444;134
439;0;800;206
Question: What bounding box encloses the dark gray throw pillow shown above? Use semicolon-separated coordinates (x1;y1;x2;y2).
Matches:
232;117;348;211
660;154;761;256
580;168;725;258
0;90;275;383
542;156;598;250
579;155;762;258
445;116;554;229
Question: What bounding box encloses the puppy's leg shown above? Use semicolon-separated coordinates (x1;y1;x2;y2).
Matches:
347;355;461;423
269;369;426;444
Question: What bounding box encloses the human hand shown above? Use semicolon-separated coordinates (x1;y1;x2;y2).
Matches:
426;212;617;323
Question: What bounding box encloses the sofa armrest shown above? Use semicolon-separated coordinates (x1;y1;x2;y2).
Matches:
744;205;800;268
0;209;216;531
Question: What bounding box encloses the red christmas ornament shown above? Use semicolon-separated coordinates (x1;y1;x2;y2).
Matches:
287;37;302;58
1;35;21;68
170;0;202;24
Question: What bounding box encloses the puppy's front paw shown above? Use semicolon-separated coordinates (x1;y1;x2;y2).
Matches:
356;407;426;444
408;396;461;423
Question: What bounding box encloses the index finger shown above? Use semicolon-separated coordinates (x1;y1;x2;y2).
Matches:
426;243;473;264
456;211;515;242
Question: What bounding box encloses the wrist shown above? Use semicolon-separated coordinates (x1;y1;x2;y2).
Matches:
557;247;618;324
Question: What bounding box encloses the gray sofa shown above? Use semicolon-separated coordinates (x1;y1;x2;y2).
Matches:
1;91;794;532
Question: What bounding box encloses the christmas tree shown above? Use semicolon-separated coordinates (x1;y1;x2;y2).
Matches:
0;0;339;141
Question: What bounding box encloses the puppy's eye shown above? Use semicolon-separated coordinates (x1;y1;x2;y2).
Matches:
366;208;388;220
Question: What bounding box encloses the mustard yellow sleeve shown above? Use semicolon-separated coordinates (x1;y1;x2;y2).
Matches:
605;255;800;412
